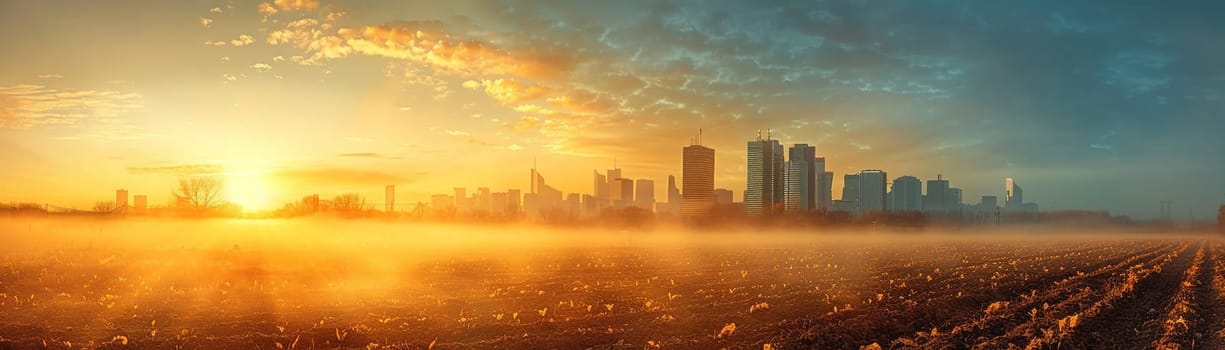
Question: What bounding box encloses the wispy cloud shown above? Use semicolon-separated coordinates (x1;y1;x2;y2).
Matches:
0;84;143;129
128;164;223;176
272;168;409;186
336;152;400;159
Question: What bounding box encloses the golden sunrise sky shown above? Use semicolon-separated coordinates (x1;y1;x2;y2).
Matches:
2;0;1222;217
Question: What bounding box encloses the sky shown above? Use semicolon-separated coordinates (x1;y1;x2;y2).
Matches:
1;0;1223;219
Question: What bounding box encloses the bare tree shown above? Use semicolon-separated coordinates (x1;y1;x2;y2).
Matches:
93;201;117;213
174;176;224;211
331;193;367;214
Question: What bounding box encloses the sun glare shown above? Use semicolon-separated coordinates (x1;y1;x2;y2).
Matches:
225;172;272;212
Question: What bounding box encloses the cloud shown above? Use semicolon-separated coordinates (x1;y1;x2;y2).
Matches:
250;63;272;72
127;164;224;176
200;17;213;28
37;74;63;79
204;40;227;46
231;34;255;46
272;168;409;187
0;84;143;129
209;7;222;13
513;104;555;116
273;0;319;11
336;152;400;159
477;79;553;104
258;2;278;16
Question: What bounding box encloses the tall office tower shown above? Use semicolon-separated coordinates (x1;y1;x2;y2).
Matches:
525;168;563;215
842;174;860;202
948;188;963;209
784;144;818;212
477;187;491;213
566;193;581;215
889;176;923;212
1005;178;1023;210
608;168;622;182
611;178;634;208
453;188;467;214
594;171;608;199
925;175;950;212
507;189;521;214
115;189;128;213
745;133;784;216
491;192;508;215
857;170;888;213
133;195;147;214
666;175;681;213
819;171;834;209
635;179;655;210
682;144;716;217
385;185;396;213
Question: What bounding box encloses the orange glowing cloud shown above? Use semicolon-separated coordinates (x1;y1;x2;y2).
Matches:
272;0;319;11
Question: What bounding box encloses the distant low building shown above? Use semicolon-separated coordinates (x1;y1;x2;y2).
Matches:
1218;205;1224;231
133;195;148;214
714;188;733;205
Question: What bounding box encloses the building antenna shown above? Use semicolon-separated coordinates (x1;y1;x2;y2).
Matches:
699;128;703;145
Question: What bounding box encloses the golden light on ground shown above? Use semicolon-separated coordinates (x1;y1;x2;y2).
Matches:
225;171;273;212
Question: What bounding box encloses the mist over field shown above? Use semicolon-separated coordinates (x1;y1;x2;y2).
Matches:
1;218;1220;349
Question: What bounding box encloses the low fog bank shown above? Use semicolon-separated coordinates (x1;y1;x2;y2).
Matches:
0;217;1210;256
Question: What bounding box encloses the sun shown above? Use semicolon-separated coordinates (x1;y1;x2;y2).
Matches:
225;172;273;212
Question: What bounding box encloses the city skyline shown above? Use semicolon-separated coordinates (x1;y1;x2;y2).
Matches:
1;1;1223;219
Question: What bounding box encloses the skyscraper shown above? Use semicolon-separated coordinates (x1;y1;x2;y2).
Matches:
508;189;521;215
682;144;715;217
1005;178;1024;210
745;133;784;216
478;187;491;213
116;189;128;213
784;144;817;212
925;175;949;212
857;170;887;213
612;178;634;208
635;179;655;210
526;168;563;215
491;192;508;215
842;174;860;201
385;185;395;213
948;188;963;210
666;175;681;214
819;170;834;210
594;171;608;200
453;188;468;214
889;176;922;212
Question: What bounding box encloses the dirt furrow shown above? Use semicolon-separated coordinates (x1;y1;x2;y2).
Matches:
1061;241;1203;349
912;241;1177;349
